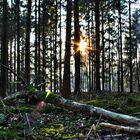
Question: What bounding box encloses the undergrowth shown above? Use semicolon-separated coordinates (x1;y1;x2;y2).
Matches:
0;93;140;139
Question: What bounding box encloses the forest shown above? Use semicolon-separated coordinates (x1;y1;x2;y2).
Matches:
0;0;140;139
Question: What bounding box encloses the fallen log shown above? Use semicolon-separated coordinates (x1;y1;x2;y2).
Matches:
3;90;140;126
100;122;140;135
3;91;27;101
44;93;140;126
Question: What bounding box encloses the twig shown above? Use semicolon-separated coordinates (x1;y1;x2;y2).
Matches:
24;129;26;140
85;124;96;140
130;112;140;116
104;134;127;139
36;81;48;88
25;113;31;129
1;100;6;113
85;115;102;140
0;63;26;85
4;136;7;140
1;100;6;108
96;114;102;127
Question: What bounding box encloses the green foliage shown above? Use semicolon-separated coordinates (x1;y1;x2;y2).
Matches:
16;106;34;113
42;103;67;114
5;105;34;114
41;91;60;102
125;97;140;113
29;87;38;94
0;128;18;139
86;98;123;111
126;97;140;106
125;106;140;113
42;127;65;137
42;126;80;139
0;114;6;124
86;95;140;114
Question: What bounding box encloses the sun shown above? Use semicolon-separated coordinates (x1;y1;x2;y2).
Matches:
71;36;90;56
79;39;87;53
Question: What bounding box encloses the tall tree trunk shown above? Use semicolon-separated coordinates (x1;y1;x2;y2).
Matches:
42;1;47;91
1;0;8;98
9;40;13;93
14;38;17;92
16;0;21;91
108;16;111;92
136;61;140;91
74;0;80;94
54;0;58;93
59;1;62;93
117;21;120;92
34;0;38;80
38;0;41;88
91;9;94;91
129;0;133;93
101;0;105;91
62;0;72;98
50;36;53;92
118;0;124;92
25;0;31;85
95;0;101;92
87;5;91;91
59;0;62;93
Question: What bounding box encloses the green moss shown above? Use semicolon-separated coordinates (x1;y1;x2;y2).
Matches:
17;106;34;113
126;97;140;106
0;128;19;138
47;121;63;128
43;127;64;133
113;92;128;98
29;87;38;94
63;134;78;139
42;127;81;139
86;95;140;114
7;105;34;114
86;98;124;110
125;106;140;114
12;121;25;129
42;127;65;139
41;91;60;102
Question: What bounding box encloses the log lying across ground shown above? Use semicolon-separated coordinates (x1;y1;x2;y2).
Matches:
99;122;140;135
3;89;140;126
45;94;140;126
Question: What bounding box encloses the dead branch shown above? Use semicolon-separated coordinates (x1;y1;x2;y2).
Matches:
3;90;140;126
99;122;140;135
0;63;25;84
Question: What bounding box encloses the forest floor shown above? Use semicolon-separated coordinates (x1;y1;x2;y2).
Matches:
0;92;140;140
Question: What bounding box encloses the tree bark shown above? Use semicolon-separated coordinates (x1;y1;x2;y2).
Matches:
74;0;80;94
95;0;101;92
129;0;133;93
1;0;8;98
16;0;21;91
62;0;72;98
118;0;124;92
3;90;140;126
100;122;140;135
25;0;31;85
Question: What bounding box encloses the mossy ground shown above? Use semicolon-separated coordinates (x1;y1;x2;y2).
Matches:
86;94;140;116
0;93;140;139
